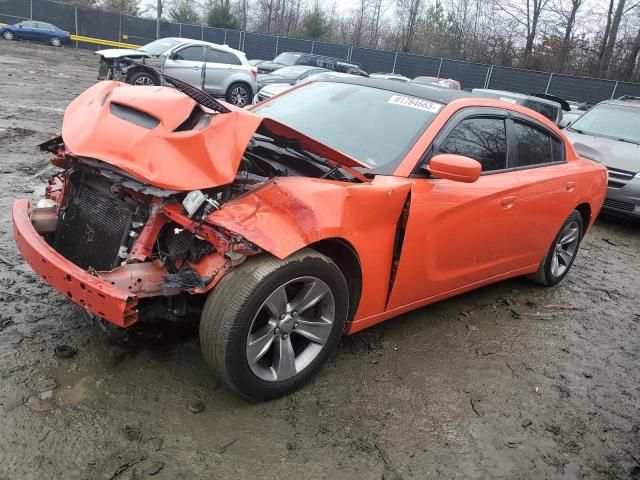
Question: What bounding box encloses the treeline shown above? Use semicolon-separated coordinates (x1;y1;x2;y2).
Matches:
65;0;640;82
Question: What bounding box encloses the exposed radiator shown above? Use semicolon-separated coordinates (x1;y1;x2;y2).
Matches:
54;182;140;271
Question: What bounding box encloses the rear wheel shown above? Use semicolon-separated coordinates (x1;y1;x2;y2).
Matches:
199;249;348;399
226;82;250;107
128;71;158;86
50;36;61;47
3;30;15;41
528;210;583;286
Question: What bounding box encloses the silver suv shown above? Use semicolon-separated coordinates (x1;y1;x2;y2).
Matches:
96;37;258;107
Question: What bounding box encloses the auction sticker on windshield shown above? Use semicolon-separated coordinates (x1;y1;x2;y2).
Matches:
387;95;442;113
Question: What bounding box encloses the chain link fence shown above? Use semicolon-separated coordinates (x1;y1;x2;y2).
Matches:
2;0;639;104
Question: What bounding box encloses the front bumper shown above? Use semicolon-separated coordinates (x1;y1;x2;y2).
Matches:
602;181;640;219
12;199;138;327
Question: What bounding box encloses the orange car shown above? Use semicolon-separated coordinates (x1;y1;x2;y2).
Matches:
12;77;607;398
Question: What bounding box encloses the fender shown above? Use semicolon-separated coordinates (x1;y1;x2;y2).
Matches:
206;175;413;320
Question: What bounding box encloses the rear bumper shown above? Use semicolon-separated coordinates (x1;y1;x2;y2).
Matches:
12;199;138;327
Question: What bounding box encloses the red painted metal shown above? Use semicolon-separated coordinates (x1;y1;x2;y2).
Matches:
12;199;138;327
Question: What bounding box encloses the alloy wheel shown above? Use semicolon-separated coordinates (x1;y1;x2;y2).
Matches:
3;31;14;40
550;221;580;277
231;86;249;107
134;76;154;86
50;37;61;47
246;276;335;382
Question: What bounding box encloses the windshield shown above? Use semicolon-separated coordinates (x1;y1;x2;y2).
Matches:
570;103;640;144
252;81;443;173
273;52;302;66
139;38;183;55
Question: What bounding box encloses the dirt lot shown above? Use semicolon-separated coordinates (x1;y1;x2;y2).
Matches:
0;40;639;480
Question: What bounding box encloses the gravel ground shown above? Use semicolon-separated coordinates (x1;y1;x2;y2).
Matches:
0;40;639;480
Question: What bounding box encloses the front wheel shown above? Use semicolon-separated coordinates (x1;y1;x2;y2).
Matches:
226;82;250;107
199;249;349;399
2;30;15;41
128;71;158;86
50;36;61;47
528;210;583;286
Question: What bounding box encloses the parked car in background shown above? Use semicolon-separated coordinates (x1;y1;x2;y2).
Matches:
1;20;70;47
413;76;462;90
256;65;329;90
472;89;564;125
369;72;410;82
13;76;606;399
563;96;640;219
253;71;356;103
252;51;364;75
96;37;257;107
559;109;585;129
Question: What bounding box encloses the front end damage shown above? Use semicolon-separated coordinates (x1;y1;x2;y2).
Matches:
14;146;264;327
13;80;373;328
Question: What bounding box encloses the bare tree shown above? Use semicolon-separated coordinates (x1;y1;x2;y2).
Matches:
396;0;423;52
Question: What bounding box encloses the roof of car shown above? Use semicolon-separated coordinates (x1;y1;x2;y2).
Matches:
472;89;561;108
604;96;640;108
163;37;245;56
315;76;474;104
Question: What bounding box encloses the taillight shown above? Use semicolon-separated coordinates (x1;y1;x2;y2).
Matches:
251;67;257;79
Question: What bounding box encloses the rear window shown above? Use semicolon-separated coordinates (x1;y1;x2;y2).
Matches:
273;52;303;66
512;121;564;167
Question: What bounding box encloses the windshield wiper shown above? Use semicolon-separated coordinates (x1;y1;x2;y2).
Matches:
615;137;640;145
252;137;350;181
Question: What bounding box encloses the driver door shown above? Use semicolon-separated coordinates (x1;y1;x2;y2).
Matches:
162;45;205;89
386;111;525;309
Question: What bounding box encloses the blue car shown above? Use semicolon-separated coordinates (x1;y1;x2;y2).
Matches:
1;20;71;47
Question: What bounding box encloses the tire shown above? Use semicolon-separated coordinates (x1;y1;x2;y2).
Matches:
50;36;61;47
225;82;251;107
2;30;15;41
128;71;158;86
200;249;349;399
528;210;583;286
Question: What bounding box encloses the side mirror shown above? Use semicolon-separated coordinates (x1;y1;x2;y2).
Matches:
559;119;572;129
424;153;482;183
18;25;23;28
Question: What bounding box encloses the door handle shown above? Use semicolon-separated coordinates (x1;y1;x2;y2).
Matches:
191;66;201;70
566;182;575;192
501;196;516;208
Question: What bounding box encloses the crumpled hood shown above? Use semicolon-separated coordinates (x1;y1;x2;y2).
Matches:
61;81;369;191
95;48;151;59
564;129;640;173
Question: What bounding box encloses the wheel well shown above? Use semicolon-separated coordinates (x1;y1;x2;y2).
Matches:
308;238;362;323
575;203;591;231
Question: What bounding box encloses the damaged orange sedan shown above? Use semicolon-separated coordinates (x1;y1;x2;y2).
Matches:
13;77;607;398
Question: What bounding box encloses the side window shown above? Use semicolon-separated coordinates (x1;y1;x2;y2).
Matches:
22;21;36;28
512;121;562;167
174;46;204;62
436;117;508;172
226;52;242;65
206;48;231;64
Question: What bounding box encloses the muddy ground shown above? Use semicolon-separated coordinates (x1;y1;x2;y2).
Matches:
0;40;639;480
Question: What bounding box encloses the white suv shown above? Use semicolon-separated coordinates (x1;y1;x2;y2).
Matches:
96;37;258;107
